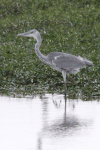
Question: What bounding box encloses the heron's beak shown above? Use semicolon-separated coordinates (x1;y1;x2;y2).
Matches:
18;32;29;37
18;29;35;37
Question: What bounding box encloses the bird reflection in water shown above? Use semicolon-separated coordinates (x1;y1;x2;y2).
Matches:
36;94;80;150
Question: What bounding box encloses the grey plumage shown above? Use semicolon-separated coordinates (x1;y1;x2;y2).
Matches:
18;29;94;92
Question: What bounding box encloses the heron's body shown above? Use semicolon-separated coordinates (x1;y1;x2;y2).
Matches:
18;29;94;93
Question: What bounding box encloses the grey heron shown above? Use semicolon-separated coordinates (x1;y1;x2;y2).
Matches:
18;29;94;94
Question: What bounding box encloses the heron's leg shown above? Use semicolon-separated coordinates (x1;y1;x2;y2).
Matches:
64;80;67;98
67;74;75;84
62;71;67;96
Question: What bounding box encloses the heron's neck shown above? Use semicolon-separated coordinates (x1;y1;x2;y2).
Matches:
35;41;50;65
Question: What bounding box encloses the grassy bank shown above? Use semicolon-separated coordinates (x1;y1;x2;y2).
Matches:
0;0;100;97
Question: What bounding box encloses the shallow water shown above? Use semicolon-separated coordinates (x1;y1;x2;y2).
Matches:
0;94;100;150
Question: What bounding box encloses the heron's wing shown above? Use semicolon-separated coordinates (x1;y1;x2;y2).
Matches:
52;54;86;73
47;52;65;62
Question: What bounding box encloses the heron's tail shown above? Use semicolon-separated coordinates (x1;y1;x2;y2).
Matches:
84;59;94;66
78;56;94;66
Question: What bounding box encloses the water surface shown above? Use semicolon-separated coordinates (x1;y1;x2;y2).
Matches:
0;94;100;150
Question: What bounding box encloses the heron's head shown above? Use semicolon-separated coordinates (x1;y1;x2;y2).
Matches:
18;29;42;42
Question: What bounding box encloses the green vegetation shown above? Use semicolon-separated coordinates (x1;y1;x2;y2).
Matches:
0;0;100;99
